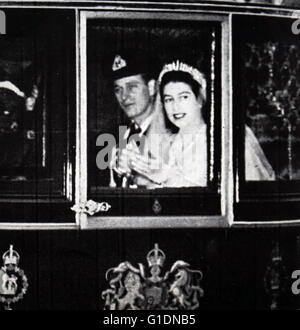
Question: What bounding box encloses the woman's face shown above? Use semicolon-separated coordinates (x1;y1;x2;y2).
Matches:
162;81;202;130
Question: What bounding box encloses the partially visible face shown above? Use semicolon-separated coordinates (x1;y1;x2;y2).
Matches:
114;74;151;121
162;81;202;130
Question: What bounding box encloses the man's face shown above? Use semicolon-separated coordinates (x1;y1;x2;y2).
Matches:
114;74;151;121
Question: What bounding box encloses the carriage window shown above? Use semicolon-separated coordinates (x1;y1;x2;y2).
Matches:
0;9;76;223
233;15;300;221
82;12;225;220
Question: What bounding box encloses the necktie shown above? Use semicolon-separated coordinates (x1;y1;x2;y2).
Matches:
127;122;142;141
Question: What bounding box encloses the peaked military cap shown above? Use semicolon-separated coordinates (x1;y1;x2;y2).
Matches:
111;54;154;81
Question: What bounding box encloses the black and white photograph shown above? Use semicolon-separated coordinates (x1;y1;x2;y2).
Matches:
85;13;222;216
0;0;300;317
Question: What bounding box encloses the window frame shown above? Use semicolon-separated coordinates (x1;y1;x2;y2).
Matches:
77;9;232;229
232;11;300;226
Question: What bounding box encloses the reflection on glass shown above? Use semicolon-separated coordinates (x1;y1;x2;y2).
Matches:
0;63;41;181
244;42;300;180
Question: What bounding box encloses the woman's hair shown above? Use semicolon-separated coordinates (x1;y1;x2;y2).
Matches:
159;70;202;100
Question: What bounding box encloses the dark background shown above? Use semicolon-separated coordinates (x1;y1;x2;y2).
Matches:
1;227;300;310
0;9;76;222
233;15;300;221
234;15;300;181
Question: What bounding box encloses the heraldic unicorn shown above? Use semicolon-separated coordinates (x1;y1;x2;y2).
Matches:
101;244;204;310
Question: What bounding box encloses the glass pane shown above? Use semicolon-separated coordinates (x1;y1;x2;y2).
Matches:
86;17;222;216
244;42;300;181
0;9;75;222
233;15;300;221
87;20;220;189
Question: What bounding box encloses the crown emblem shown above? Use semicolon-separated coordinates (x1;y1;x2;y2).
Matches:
112;55;127;71
0;245;28;310
102;244;204;310
2;245;19;266
147;244;165;268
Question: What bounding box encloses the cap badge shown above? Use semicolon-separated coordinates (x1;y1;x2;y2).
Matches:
112;55;127;71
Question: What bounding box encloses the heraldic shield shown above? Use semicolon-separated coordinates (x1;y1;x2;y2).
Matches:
101;244;204;310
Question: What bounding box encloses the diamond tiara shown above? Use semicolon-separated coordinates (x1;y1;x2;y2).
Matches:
158;60;206;92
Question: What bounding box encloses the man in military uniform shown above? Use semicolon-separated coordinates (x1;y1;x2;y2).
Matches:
109;54;170;188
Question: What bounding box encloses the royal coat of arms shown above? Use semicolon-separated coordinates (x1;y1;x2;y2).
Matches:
101;244;204;310
0;245;28;310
